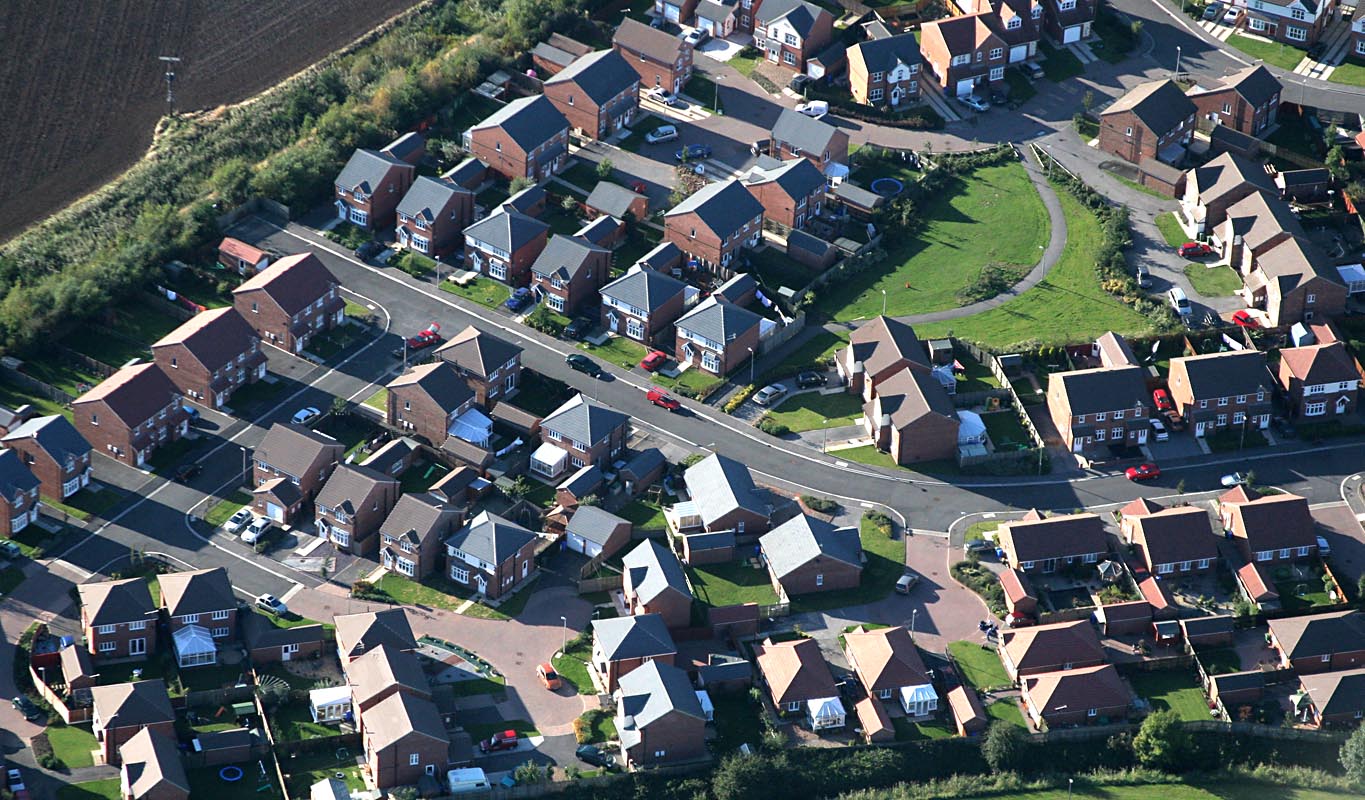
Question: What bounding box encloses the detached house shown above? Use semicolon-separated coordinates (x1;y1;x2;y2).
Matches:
599;264;693;347
677;452;771;536
1046;364;1150;455
252;423;345;523
434;325;523;407
1121;505;1218;577
1268;610;1365;674
91;681;176;768
1245;235;1348;327
755;636;845;729
396;176;475;258
380;493;464;580
1168;350;1273;437
73;363;190;467
760;513;862;597
847;30;922;107
1179;152;1277;239
463;95;570;183
119;728;190;800
1277;341;1359;419
613;18;694;95
314;465;402;555
1022;664;1130;728
664;179;765;274
531;394;630;479
159;567;237;669
1098;80;1197;165
78;577;159;661
741;157;827;231
919;13;1007;100
531;235;612;315
386;362;476;447
674;297;764;377
837;316;932;400
334;149;416;230
462;204;551;287
0;450;39;537
843;625;938;718
998;619;1105;681
1239;0;1339;46
752;0;835;72
593;613;678;693
1186;65;1281;137
362;691;449;791
614;661;708;768
334;608;417;663
444;511;539;600
152;307;266;410
769;109;850;174
2;414;92;502
622;539;694;628
1219;490;1317;566
544;49;641;139
232;253;345;355
863;368;959;465
997;511;1107;574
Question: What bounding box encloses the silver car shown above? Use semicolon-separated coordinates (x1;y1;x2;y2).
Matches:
959;94;990;112
753;384;788;407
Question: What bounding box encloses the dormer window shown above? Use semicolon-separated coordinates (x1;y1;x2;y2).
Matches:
1032;5;1041;16
1008;16;1021;28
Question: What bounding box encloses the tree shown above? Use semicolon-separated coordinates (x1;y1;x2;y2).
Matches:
1081;90;1095;112
510;176;534;193
512;760;546;784
595;158;614;179
208;158;255;207
506;475;533;500
561;193;579;212
1341;724;1365;784
330;396;348;417
1357;574;1365;608
1133;709;1191;772
981;720;1026;772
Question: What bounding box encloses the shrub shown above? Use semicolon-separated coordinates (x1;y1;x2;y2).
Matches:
801;495;839;514
982;721;1028;773
723;385;757;413
864;510;894;536
1134;710;1193;772
524;307;565;336
950;560;1006;616
757;416;790;436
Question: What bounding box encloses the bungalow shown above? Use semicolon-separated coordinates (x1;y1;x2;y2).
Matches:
445;511;539;600
119;728;190;800
1277;341;1358;419
217;237;269;276
663;179;765;275
73;363;190;468
615;660;708;768
843;625;938;718
613;18;694;95
78;578;159;662
996;511;1107;574
592;612;678;693
462;204;551;287
544;49;641;140
232;253;345;355
755;637;845;729
998;620;1105;681
1;414;92;502
380;493;465;580
463;95;570;183
1022;664;1130;728
252;423;345;521
395;176;475;257
741;157;827;231
1220;490;1318;566
599;264;693;347
314;465;401;556
760;513;862;597
1268;610;1365;674
334;608;417;662
863;368;960;465
434;325;524;408
1168;350;1273;437
673;297;764;377
91;680;176;767
837;315;932;401
530;235;612;316
769;109;849;174
622;539;694;628
1299;668;1365;727
386;362;477;447
1121;505;1218;577
334;148;416;230
1098;79;1197;165
566;505;633;561
152;307;266;410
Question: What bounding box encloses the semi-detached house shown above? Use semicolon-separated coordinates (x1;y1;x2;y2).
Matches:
1167;350;1273;437
544;49;641;140
769;109;850;174
919;12;1007;99
1185;65;1281;137
997;511;1107;574
953;0;1043;64
385;361;477;447
1046;363;1150;455
1218;489;1318;566
159;567;237;669
334;148;416;230
314;464;402;556
232;253;345;356
674;296;764;377
152;307;267;411
599;262;693;347
462;204;551;288
252;423;344;526
1097;79;1197;166
1;414;91;502
73;363;190;468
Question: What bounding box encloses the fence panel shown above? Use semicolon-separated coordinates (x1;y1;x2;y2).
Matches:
578;575;623;594
0;365;75;404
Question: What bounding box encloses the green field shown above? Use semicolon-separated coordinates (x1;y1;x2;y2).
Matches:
1184;264;1243;297
1226;34;1306;71
948;640;1011;690
269;701;339;741
763;391;863;433
817;163;1049;321
956;783;1356;799
982;411;1031;449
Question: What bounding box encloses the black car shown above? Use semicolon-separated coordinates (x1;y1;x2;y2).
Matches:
565;317;593;340
566;353;603;378
174;463;202;482
795;371;827;389
790;74;813;93
354;240;383;261
575;744;616;770
675;144;712;161
11;695;40;721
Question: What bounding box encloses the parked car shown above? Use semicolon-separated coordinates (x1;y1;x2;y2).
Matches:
182;405;201;425
1152;388;1174;412
795;100;829;119
566;353;603;378
224;508;254;533
0;541;21;560
354;240;383;261
1202;2;1223;20
11;696;39;721
537;663;562;690
1163;410;1185;431
796;371;827;388
1317;535;1332;557
645;87;678;106
647;387;681;412
255;594;288;616
291;406;320;426
683;28;709;46
575;744;616;769
1169;287;1192;317
895;571;921;594
1149;417;1170;442
504;287;534;313
7;767;25;794
959;94;990;112
790;74;813;93
1022;61;1045;80
1222;5;1240;23
564;317;593;340
240;517;272;545
481;730;519;753
1126;462;1161;481
964;539;994;555
1178;242;1214;258
639;350;669;371
753;384;788;407
174;463;202;482
645;124;679;144
675;143;712;161
1136;264;1152;289
630;180;648;194
1220;471;1247;487
1232;309;1261;328
406;322;442;350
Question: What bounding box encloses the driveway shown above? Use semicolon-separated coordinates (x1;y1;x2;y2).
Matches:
0;562;83;752
1311;502;1365;586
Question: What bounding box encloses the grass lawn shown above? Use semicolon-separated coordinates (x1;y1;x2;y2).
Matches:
764;392;862;432
892;716;955;741
1114;174;1173;199
684;73;722;110
576;708;618;743
450;675;507;697
982;411;1031;449
67;333;150;370
986;697;1028;728
956;353;1001;391
711;693;767;753
1128;670;1211;721
179;662;248;692
1155;211;1187;248
188;764;282;799
789;515;907;612
948;640;1010;690
760;329;848;384
916;189;1151;349
1266;108;1324;161
1184;263;1242;296
0;565;24;595
831;444;960;478
1039;41;1085;81
376;573;465;611
57;781;122;800
281;750;365;797
559;161;603;193
204;490;251;528
48;724;99;768
440;275;511;310
1277;579;1336;611
0;376;70;419
553;634;596;695
612;230;663;274
618;499;667;531
462;583;536;621
580;335;649;370
688;560;780;607
362;386;388;410
399;460;449;494
314;413;380;460
965;520;1002;542
963;782;1357;799
44;484;125;522
652;364;725;400
744;245;816;293
106;300;185;344
817;163;1048;322
21;353;107;398
269;701;339;741
146;436;202;476
1328;58;1365;87
1226;34;1306;71
1075;116;1099;140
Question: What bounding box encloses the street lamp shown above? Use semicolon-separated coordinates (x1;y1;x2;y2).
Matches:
1068;778;1074;800
714;74;724;114
910;608;918;641
822;419;830;453
240;446;249;484
1174;46;1182;80
747;347;756;386
560;615;568;657
881;289;888;317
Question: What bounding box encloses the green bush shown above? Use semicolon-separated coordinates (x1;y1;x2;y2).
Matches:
801;495;839;514
723;385;757;413
757;415;790;436
950;560;1006;616
524;307;564;336
864;510;894;536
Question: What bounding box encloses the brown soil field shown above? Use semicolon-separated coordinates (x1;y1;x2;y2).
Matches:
0;0;420;243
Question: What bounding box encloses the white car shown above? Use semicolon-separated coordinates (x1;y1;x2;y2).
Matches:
256;594;288;616
292;406;320;425
795;100;829;119
240;517;272;545
1149;418;1169;442
1220;472;1247;487
683;28;709;46
959;94;990;112
753;384;789;407
1222;6;1240;23
646;87;678;107
224;508;253;534
645;124;679;144
1169;287;1192;317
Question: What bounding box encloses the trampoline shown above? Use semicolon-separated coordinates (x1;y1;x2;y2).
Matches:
870;177;904;198
219;766;244;782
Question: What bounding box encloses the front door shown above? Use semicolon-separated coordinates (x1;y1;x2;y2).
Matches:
1338;396;1350;415
476;574;487;595
1195;421;1206;438
283;644;298;661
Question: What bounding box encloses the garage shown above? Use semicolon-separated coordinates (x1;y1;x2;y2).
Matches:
564;506;632;562
955;78;976;97
1063;26;1081;43
265;502;284;523
566;532;604;558
1009;45;1028;63
663;2;681;21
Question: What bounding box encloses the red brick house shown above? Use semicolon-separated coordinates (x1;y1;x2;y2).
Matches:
677;452;771;536
334;149;416;230
232;253;345;355
769;109;850;174
1277;341;1359;419
741;157;827;231
434;325;524;407
1022;664;1130;728
997;511;1107;574
599;263;692;347
1120;505;1218;577
752;0;835;72
544;49;641;140
1237;0;1339;46
614;660;708;768
673;297;763;378
1219;490;1318;566
1186;65;1281;137
119;727;190;800
1038;0;1094;45
530;235;612;316
363;691;449;791
1179;151;1278;239
1168;350;1273;437
91;681;175;768
463;95;570;183
754;636;846;729
159;567;237;669
380;493;465;580
1219;190;1302;271
1299;668;1365;727
1;414;92;502
314;465;402;556
613;18;694;95
1268;610;1365;674
334;609;417;663
78;577;159;661
843;625;937;717
252;423;345;520
919;13;1007;100
73;363;190;468
998;620;1105;681
953;0;1043;64
621;539;693;628
444;510;539;600
1354;13;1365;59
462;204;551;287
152;307;266;411
217;238;269;275
396;176;475;258
760;513;862;597
0;449;39;537
836;316;932;401
386;362;476;446
847;30;922;107
664;178;765;275
863;367;960;465
1046;364;1150;455
1244;235;1348;327
592;613;677;693
1098;79;1197;165
531;394;630;479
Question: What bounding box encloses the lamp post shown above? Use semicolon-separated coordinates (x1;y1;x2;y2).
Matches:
560;615;568;657
1068;778;1074;800
1174;46;1182;80
714;74;724;114
910;608;918;641
822;419;830;453
747;347;756;386
881;289;888;316
241;446;249;484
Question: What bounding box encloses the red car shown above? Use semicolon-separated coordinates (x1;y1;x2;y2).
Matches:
639;350;669;371
1178;242;1214;258
1126;463;1161;481
630;180;648;194
480;730;518;753
406;322;442;349
647;387;681;412
1152;388;1174;412
1231;309;1260;328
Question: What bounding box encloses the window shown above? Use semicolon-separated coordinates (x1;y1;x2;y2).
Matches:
1256;550;1272;562
182;614;200;624
1032;5;1041;16
951;54;971;66
1020;561;1034;570
1217;396;1229;406
1287;25;1307;40
1305;401;1326;416
1291;7;1305;18
1008;16;1021;28
878;688;893;699
1197;559;1210;569
1297;546;1311;557
1307;293;1316;305
410;754;421;766
1096;412;1107;422
783;51;795;65
787;700;802;712
1114;410;1124;420
213;626;230;638
212;609;230;621
1216;414;1227;426
452;565;470;583
1112;427;1123;440
815;573;824;586
702;351;721;373
97;624;116;635
1199;399;1208;409
490;262;507;281
870;71;884;82
989;47;1003;60
1125;126;1133;136
1158;563;1174;574
1278;548;1290;559
128;621;146;631
548;431;562;442
1323;654;1333;663
1083;553;1098;564
1180;561;1193;572
737;521;746;534
1222;103;1232;114
1094;429;1106;442
1233;411;1245;425
869;87;884;102
98;640;117;653
654;750;667;758
626;317;644;339
1249;17;1267;30
784;33;797;45
1060;0;1075;8
1087;708;1097;717
1235;395;1247;405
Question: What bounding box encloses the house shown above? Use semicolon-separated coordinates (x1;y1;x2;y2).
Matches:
218;237;269;276
760;513;862;597
159;567;237;668
380;493;465;580
119;727;189;800
1238;0;1339;46
592;612;677;693
349;645;433;717
847;31;922;107
752;0;836;72
1219;490;1317;566
1185;65;1281;137
754;637;845;729
1300;668;1365;727
679;453;771;535
0;450;39;538
663;179;765;275
462;204;551;288
1167;350;1273;437
91;680;175;767
151;308;266;410
837;316;932;401
531;394;630;479
615;660;707;767
1244;235;1348;327
599;264;692;347
1268;610;1365;673
73;363;190;468
386;362;476;447
1037;0;1094;45
1121;505;1218;577
78;578;159;661
445;511;539;600
544;49;640;139
673;297;764;377
242;612;325;665
1098;79;1197;165
1179;152;1277;239
0;405;34;437
613;18;694;95
769;109;849;173
334;608;417;662
395;176;475;257
622;539;693;628
314;465;402;555
586;181;649;222
0;414;77;501
1278;342;1358;419
1046;363;1150;456
843;625;938;718
463;94;570;183
863;368;960;465
565;505;632;560
531;235;612;316
334;149;416;229
919;13;1007;100
252;423;345;521
434;325;523;407
1219;190;1303;270
954;0;1044;64
997;511;1107;574
1275;167;1332;203
998;620;1106;681
741;157;827;231
1021;664;1130;728
363;691;449;790
232;253;345;355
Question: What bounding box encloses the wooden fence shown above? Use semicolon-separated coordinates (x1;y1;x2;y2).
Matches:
29;665;92;724
578;574;623;594
0;364;75;404
758;312;807;356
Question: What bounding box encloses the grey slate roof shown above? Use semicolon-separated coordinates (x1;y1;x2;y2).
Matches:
78;578;157;627
593;612;676;660
383;131;425;162
600;265;688;313
664;179;764;241
158;568;235;618
546;49;639;106
242;613;324;651
435;325;522;378
1100;79;1196;136
743;157;827;201
315;464;399;518
470;94;569;151
442;157;489;189
848;31;921;75
1171;350;1271;398
533;41;577;69
1049;365;1149;416
623;539;692;605
683;453;768;528
617;660;705;750
622;447;666;481
576;215;624;247
787;229;834;259
0;449;39;502
387;361;474;414
674;297;762;346
771;109;841;155
381;493;462;547
506;184;547;215
334;608;416;658
397;176;469;222
697;0;737;22
532;235;609;282
759;0;831;36
464;205;550;253
445;510;538;566
714;273;756;304
636;241;684;272
612;18;689;66
685;530;736;551
566;505;629;547
1218;64;1282;107
558;464;604;498
587;182;646;218
760;513;862;579
542;394;630;446
336;149;411;194
90;680;174;728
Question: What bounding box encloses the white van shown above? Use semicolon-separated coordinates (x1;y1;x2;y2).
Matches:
1168;287;1191;317
448;767;491;794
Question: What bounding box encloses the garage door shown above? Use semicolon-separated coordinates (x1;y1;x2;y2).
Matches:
567;534;587;555
956;78;975;98
1009;45;1028;63
1063;26;1081;43
266;502;284;523
585;541;603;559
664;2;681;21
699;18;714;34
